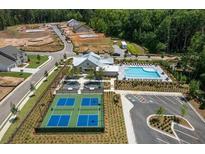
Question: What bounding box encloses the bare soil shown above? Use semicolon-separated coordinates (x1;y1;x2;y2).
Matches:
61;23;113;54
0;87;14;101
0;76;24;87
0;24;63;52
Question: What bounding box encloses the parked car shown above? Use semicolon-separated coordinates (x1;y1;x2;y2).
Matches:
112;53;120;57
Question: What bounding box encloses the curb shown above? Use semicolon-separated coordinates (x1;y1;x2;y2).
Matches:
187;102;205;123
0;66;56;139
38;56;53;69
0;56;53;105
120;94;137;144
0;74;33;106
146;114;195;142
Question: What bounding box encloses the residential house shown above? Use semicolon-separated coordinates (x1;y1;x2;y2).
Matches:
0;46;28;71
73;23;92;33
67;19;81;28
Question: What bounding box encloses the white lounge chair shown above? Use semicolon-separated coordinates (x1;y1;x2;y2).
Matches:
68;87;73;91
90;87;95;90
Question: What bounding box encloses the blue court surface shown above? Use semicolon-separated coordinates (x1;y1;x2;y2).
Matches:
47;115;70;127
77;115;98;127
81;98;99;106
57;98;75;106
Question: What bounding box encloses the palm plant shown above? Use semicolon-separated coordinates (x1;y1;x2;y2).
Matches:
180;104;188;117
156;106;166;122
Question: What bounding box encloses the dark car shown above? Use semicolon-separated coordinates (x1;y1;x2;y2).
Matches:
112;53;120;56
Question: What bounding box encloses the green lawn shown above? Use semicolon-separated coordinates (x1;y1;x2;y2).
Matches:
0;68;61;144
127;43;145;55
0;72;31;79
26;55;49;68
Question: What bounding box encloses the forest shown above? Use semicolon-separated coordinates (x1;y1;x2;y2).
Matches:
0;10;204;95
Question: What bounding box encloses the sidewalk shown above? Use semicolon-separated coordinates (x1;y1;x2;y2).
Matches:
0;66;56;141
10;56;52;74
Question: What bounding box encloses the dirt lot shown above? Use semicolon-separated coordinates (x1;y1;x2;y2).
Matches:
0;87;14;101
0;76;24;101
0;76;24;87
61;23;113;54
0;24;63;52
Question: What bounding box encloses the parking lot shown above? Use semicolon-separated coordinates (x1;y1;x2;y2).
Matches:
125;94;205;144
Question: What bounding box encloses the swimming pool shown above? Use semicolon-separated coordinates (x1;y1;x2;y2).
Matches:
124;66;161;79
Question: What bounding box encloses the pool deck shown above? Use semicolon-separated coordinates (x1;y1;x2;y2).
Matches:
118;64;172;82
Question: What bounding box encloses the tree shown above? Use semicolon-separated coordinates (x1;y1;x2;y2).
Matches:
10;102;18;115
161;52;165;59
44;70;48;81
55;62;59;67
156;42;166;52
113;94;120;105
156;106;166;122
156;106;165;116
96;68;104;80
63;53;67;59
189;80;200;98
200;73;205;90
37;54;41;63
30;83;36;96
87;69;95;80
20;69;24;75
73;67;80;77
30;83;35;91
180;104;188;117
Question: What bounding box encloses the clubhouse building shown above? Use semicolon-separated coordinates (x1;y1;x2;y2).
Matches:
73;52;119;77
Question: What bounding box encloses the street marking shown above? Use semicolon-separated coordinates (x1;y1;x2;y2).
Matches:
156;138;169;144
175;129;199;140
173;96;184;105
163;96;177;104
153;95;170;105
179;138;190;144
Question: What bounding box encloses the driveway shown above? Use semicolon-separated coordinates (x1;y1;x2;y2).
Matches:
0;25;74;126
113;45;125;57
125;94;205;144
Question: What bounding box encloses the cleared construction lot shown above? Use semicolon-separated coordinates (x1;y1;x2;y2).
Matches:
0;76;24;101
0;24;63;52
125;94;205;144
61;23;113;54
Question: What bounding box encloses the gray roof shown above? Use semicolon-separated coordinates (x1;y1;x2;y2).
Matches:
0;54;15;66
73;23;91;32
67;19;80;25
73;52;114;68
0;45;23;60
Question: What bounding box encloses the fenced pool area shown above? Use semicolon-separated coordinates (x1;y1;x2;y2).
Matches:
118;64;171;82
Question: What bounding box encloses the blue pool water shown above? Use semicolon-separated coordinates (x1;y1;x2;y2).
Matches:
124;66;161;79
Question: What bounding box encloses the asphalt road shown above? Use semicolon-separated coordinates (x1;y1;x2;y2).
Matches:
126;94;205;144
0;25;74;126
